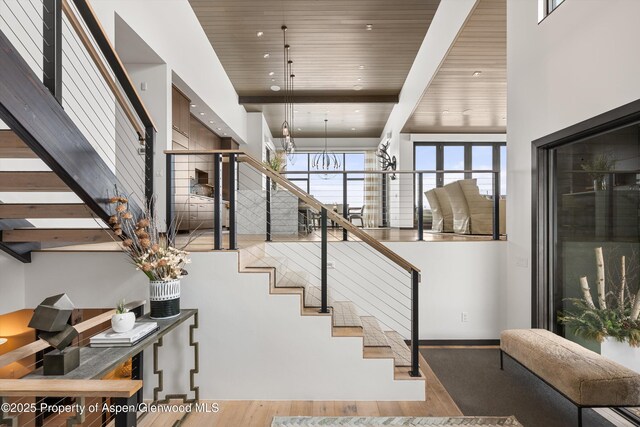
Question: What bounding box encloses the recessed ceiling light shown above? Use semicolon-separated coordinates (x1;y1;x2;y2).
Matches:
353;85;363;91
217;127;222;131
357;77;362;81
358;65;365;70
271;79;276;82
263;53;270;59
256;31;264;37
354;109;360;113
365;24;373;30
351;127;357;131
442;109;449;114
199;112;205;116
297;128;302;131
223;132;227;135
270;85;281;91
209;120;214;124
190;104;196;108
472;71;482;77
268;71;274;76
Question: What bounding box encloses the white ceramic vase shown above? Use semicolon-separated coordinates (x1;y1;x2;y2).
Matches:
111;312;135;333
149;279;181;319
601;337;640;373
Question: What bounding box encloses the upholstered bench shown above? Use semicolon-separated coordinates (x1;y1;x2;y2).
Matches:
500;329;640;426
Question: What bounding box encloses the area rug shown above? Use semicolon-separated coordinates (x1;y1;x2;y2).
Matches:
421;348;615;427
271;416;522;426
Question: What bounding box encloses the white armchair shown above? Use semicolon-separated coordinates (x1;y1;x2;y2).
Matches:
444;179;505;235
424;188;453;232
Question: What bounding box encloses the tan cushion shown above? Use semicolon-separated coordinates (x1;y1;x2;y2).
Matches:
443;181;470;234
425;189;443;232
501;329;640;407
433;188;453;232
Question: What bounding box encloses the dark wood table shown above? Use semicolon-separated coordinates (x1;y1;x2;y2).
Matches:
25;309;199;427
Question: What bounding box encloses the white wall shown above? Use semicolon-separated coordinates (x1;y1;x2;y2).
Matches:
0;252;25;314
267;241;506;340
22;251;424;400
506;0;640;328
293;137;380;151
91;0;248;144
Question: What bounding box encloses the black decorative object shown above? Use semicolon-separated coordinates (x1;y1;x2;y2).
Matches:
376;139;397;180
29;293;80;375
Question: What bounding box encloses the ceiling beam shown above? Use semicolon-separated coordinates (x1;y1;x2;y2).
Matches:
239;94;399;105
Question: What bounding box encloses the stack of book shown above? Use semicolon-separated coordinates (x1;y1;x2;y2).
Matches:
90;321;158;347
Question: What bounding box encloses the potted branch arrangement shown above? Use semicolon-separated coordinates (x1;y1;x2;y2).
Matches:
581;153;616;191
559;247;640;371
108;196;190;319
263;150;285;191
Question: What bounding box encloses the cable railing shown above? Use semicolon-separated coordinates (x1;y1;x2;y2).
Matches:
280;169;505;240
165;149;422;377
0;0;155;216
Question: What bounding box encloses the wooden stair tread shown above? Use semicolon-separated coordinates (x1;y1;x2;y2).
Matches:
304;285;323;308
0;171;68;192
2;228;113;244
332;326;363;337
276;270;309;288
0;203;94;219
247;255;288;271
0;379;141;398
385;331;412;367
361;316;391;347
394;367;425;381
364;346;394;359
332;301;363;328
0;130;37;158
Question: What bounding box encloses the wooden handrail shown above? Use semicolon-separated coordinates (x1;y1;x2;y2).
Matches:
0;300;146;369
61;0;146;140
239;153;421;274
164;149;243;155
0;379;142;398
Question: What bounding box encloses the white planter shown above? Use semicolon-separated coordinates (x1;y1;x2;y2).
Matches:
149;279;181;319
111;312;135;333
601;337;640;373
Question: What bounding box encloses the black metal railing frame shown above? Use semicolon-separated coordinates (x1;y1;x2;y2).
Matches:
10;0;156;207
166;151;423;377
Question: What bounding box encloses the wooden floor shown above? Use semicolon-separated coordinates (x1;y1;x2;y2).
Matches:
139;355;461;427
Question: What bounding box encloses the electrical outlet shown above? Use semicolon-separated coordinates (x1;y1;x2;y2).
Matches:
461;312;469;322
327;260;336;269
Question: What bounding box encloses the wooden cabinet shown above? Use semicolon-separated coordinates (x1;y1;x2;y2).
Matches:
172;86;190;148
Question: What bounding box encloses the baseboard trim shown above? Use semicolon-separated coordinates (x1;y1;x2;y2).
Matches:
411;339;500;347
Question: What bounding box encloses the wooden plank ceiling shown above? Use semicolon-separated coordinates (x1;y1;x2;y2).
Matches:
403;0;506;134
189;0;440;137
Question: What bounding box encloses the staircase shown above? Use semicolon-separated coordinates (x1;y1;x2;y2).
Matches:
238;243;422;382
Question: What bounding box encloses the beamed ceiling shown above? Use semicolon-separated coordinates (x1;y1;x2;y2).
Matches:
403;0;507;134
189;0;440;138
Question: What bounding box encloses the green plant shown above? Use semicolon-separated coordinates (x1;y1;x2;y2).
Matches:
559;247;640;347
581;153;616;182
263;151;285;173
115;299;129;315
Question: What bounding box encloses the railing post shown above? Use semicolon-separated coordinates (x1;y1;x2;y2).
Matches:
492;171;500;241
417;173;424;241
43;0;62;103
213;153;222;250
320;207;329;314
228;153;237;250
382;173;388;227
144;126;154;209
342;173;348;241
266;177;272;242
165;154;174;246
410;269;420;377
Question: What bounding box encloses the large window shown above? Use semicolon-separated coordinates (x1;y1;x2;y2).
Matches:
539;0;565;21
284;152;365;207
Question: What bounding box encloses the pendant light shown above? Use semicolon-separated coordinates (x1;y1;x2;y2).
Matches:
280;25;296;155
312;119;341;174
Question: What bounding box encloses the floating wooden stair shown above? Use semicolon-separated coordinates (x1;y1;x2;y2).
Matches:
1;228;113;244
0;171;68;192
0;130;37;158
0;204;94;219
385;330;412;368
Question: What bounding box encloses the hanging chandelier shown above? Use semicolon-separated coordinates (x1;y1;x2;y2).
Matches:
312;119;341;173
280;25;296;155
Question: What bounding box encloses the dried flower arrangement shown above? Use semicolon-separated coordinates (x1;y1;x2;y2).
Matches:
559;247;640;347
108;195;190;282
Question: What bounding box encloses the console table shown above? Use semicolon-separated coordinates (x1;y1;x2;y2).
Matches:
22;309;199;427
